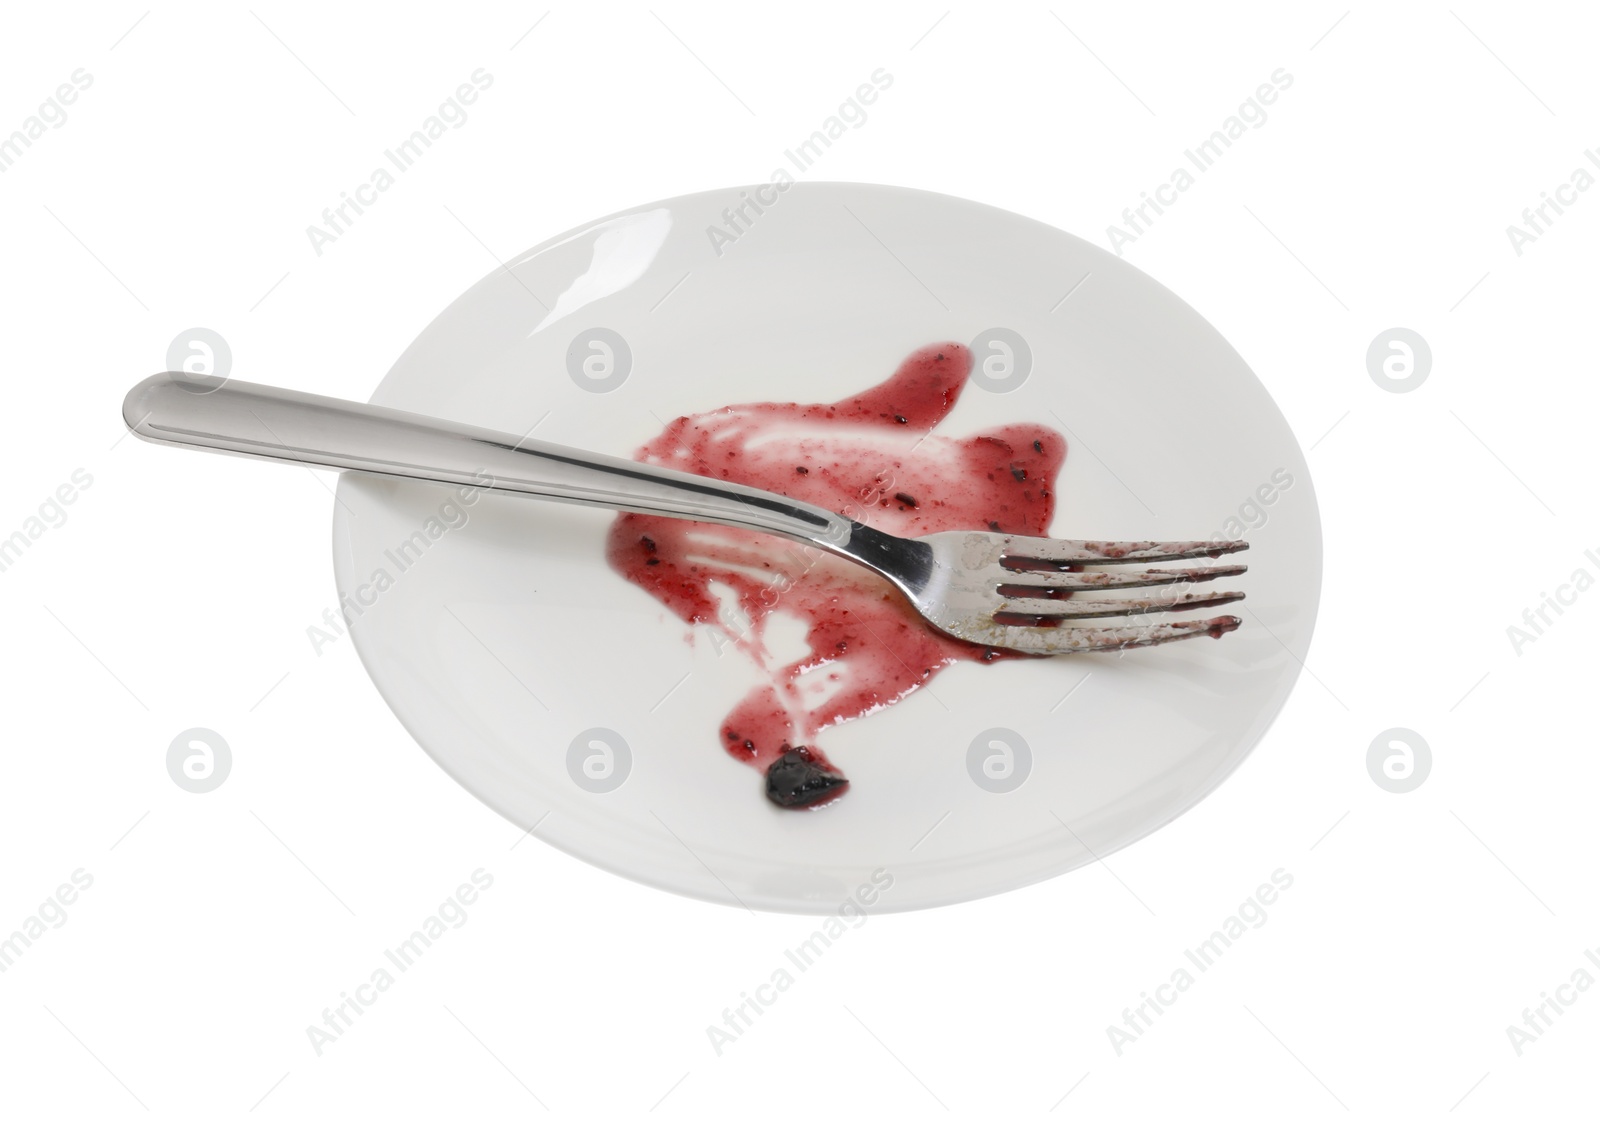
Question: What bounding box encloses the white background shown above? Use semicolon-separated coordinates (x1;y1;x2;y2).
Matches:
0;1;1594;1117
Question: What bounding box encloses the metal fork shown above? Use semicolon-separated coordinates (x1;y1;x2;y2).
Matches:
122;374;1247;654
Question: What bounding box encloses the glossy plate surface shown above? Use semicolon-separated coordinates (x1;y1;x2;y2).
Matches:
331;183;1321;913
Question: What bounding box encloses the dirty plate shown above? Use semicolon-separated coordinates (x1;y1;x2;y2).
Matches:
331;183;1321;914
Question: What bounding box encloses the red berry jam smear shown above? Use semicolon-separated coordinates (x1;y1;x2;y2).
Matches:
605;343;1066;807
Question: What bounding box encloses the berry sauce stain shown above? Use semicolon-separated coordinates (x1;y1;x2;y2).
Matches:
605;343;1067;807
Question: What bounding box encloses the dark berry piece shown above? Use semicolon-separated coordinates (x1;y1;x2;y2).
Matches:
765;746;849;809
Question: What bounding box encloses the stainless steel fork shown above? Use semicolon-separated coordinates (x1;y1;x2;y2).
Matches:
123;373;1247;654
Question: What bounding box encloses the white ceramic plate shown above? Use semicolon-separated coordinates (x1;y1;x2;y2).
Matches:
332;183;1321;914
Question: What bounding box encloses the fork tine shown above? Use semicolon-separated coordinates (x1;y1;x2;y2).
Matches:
995;589;1245;620
998;615;1243;654
996;563;1247;590
1000;537;1249;567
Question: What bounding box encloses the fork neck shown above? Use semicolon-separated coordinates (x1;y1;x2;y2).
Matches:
841;523;935;593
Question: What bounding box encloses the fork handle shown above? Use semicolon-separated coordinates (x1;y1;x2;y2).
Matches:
122;374;861;550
